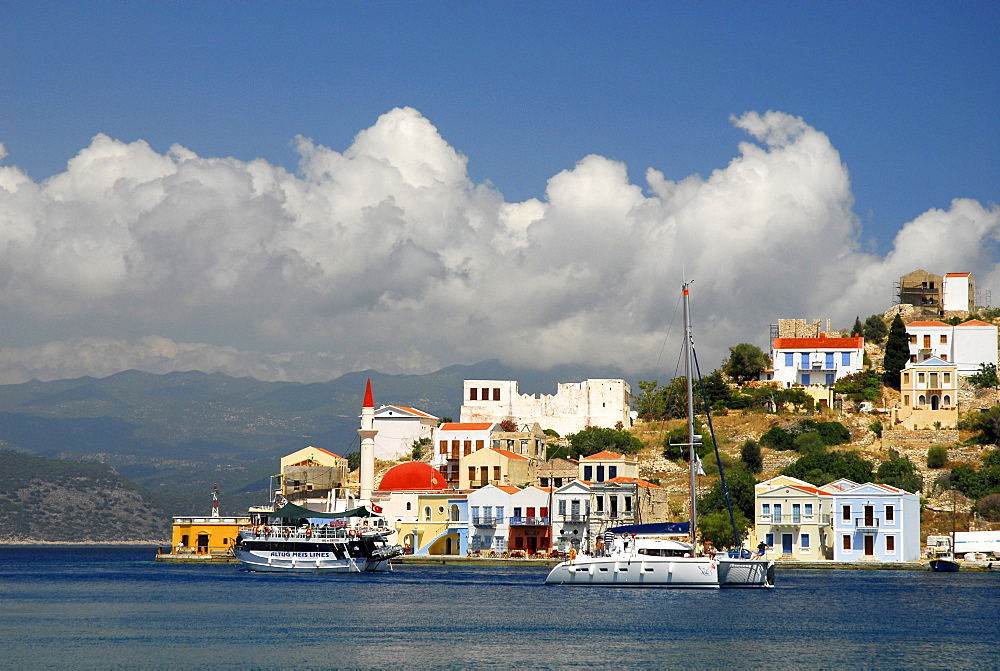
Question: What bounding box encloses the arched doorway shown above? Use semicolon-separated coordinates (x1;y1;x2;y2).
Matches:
445;536;453;555
930;394;940;410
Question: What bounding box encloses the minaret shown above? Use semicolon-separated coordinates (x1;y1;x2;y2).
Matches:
358;378;377;502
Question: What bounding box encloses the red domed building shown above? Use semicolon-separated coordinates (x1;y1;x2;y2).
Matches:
373;461;467;557
377;462;448;492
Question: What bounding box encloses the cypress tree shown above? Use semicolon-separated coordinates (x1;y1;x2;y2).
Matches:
882;313;909;389
852;316;864;337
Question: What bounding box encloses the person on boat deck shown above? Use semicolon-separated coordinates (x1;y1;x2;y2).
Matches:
755;540;767;558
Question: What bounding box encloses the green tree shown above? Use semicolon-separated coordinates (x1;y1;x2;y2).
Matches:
723;343;770;384
699;370;733;410
961;407;1000;445
875;456;923;492
793;431;827;455
967;363;1000;390
976;493;1000;522
834;370;883;402
697;464;757;520
863;314;888;344
346;450;361;471
410;437;430;461
782;450;874;486
634;380;666;420
740;439;763;473
662;419;710;460
567;427;644;459
760;426;796;451
698;509;751;549
852;316;864;337
927;445;948;469
882;314;910;389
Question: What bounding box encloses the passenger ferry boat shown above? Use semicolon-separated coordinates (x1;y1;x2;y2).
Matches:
234;500;404;572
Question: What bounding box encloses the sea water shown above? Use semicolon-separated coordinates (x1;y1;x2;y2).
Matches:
0;546;997;669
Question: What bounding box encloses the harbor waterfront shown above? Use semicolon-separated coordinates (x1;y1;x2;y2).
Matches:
153;548;998;571
3;546;999;669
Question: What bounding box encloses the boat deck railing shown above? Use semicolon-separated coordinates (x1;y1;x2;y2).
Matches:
239;525;391;540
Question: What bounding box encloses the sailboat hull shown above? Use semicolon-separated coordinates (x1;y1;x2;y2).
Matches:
544;555;720;588
717;558;776;587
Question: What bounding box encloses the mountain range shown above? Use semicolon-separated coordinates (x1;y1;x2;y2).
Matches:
0;360;642;526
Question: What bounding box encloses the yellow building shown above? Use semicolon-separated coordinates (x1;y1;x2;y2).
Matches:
893;357;959;430
279;446;350;506
170;514;249;556
459;447;534;489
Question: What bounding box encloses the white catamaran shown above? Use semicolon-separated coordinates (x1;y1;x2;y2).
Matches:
545;281;775;588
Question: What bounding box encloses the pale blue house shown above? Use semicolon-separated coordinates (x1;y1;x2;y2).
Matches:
828;480;921;562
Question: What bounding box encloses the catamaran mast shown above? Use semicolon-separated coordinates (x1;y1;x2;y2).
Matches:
683;281;698;553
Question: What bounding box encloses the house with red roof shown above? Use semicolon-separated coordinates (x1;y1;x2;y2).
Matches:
372;405;439;461
829;480;921;562
942;272;975;312
768;333;864;390
431;422;497;486
578;450;638;483
754;475;834;560
905;319;998;375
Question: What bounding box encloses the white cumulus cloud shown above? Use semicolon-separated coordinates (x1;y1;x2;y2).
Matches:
0;107;996;385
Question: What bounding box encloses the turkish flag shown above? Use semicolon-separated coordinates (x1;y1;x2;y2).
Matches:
372;504;383;513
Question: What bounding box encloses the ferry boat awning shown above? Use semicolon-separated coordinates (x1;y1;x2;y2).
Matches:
270;502;378;519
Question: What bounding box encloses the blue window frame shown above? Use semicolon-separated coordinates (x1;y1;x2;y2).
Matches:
826;373;835;385
762;504;771;515
784;352;793;367
583;465;593;481
765;533;774;547
802;373;811;385
842;351;851;366
801;533;810;549
801;353;809;368
825;352;834;368
608;466;617;479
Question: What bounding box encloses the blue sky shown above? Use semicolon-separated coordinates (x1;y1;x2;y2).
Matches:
4;2;995;253
0;2;997;384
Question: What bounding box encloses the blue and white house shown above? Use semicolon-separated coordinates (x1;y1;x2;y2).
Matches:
767;334;865;388
828;480;921;562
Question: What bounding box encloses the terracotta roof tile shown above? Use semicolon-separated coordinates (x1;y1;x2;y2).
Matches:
906;320;950;327
582;450;625;460
491;448;529;460
958;319;994;327
439;422;495;431
773;336;863;350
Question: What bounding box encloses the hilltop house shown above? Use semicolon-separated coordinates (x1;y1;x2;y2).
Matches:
893;357;959;430
905;319;998;375
766;334;864;390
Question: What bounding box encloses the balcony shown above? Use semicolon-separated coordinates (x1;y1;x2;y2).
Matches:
559;513;587;523
855;517;880;531
509;516;549;526
472;516;501;527
759;513;831;526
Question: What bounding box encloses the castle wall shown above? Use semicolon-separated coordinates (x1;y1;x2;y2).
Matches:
460;379;632;437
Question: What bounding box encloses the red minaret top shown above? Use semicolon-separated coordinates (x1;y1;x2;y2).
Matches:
363;378;374;408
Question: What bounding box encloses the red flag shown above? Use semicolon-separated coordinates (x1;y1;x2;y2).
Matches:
372;504;383;513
